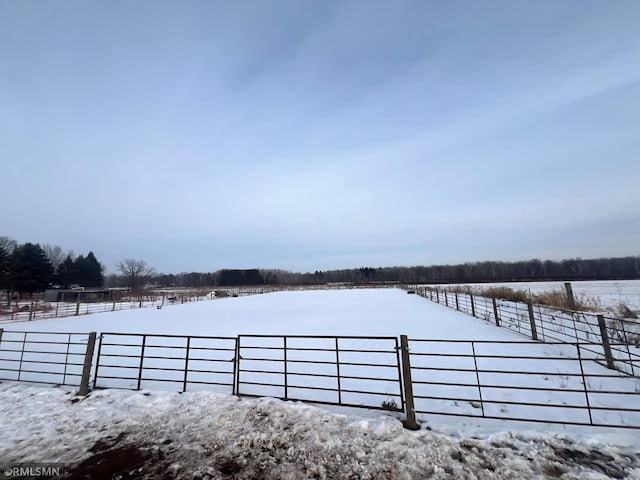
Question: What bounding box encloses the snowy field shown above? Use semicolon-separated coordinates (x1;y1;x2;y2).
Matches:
1;288;530;338
2;288;640;477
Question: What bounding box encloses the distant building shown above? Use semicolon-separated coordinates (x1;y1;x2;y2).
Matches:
44;288;112;303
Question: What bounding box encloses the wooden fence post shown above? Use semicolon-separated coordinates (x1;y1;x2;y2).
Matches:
492;298;500;326
455;292;459;311
564;282;577;310
400;335;419;430
527;302;538;341
444;291;448;307
78;332;97;396
436;289;440;303
597;315;615;369
470;294;476;317
0;328;3;346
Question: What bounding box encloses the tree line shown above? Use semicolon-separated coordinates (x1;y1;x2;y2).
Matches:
2;235;638;293
0;236;104;303
111;256;639;288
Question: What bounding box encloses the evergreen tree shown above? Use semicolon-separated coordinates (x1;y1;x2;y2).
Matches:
73;254;86;286
0;244;10;293
81;252;104;287
55;255;76;288
10;243;54;295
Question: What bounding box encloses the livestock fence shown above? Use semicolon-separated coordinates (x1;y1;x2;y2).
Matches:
409;286;640;377
1;328;640;429
0;284;394;323
0;292;213;323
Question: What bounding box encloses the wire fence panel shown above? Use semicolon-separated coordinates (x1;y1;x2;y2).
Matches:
2;327;640;428
236;335;404;411
408;339;640;428
413;286;640;377
0;330;90;387
93;332;237;393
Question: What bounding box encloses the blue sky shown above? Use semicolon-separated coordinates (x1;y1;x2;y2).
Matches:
2;1;639;274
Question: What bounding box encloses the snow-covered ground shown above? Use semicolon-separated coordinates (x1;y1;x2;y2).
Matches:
1;382;639;479
1;288;640;477
1;288;528;339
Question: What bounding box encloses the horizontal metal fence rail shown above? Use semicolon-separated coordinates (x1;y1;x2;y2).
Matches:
236;335;404;411
3;328;640;429
413;286;640;376
0;330;90;387
93;332;238;394
407;339;640;429
92;333;404;412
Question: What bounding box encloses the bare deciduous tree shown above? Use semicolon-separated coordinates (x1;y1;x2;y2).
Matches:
116;258;156;292
0;236;17;253
43;244;73;271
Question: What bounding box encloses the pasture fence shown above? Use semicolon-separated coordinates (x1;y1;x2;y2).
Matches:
0;293;212;323
0;329;93;390
407;338;640;429
0;284;398;323
410;286;640;377
92;332;404;412
1;328;640;429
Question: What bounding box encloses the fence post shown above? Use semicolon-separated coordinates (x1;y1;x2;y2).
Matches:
78;332;97;396
283;336;288;400
492;298;500;326
335;337;342;405
0;328;3;346
470;294;476;317
564;282;577;310
455;292;459;311
75;293;80;316
527;302;538;341
444;291;448;307
137;335;147;390
399;335;419;430
232;336;241;396
182;336;192;392
436;289;440;303
29;303;34;321
596;315;615;370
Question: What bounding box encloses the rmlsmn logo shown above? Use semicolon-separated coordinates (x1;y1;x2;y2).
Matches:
2;464;62;479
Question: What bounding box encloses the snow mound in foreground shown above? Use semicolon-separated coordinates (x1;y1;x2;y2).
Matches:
1;383;639;479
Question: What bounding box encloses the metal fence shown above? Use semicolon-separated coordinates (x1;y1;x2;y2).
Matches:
0;295;209;323
1;329;640;429
93;332;238;393
91;332;403;412
0;329;92;387
413;286;640;376
236;335;404;411
407;338;640;429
